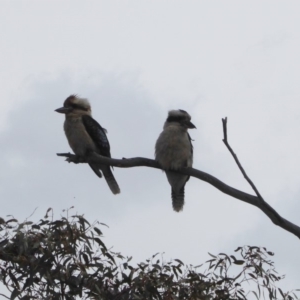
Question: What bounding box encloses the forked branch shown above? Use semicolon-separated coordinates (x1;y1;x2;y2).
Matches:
221;118;292;230
222;117;263;200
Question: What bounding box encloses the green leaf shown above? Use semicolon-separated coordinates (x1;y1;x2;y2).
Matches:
248;273;257;279
23;221;33;226
174;259;184;265
234;247;242;252
44;207;52;218
208;252;217;258
105;251;116;264
172;266;178;279
6;219;18;224
278;288;285;298
233;260;245;265
94;227;102;236
82;252;89;265
99;222;109;228
9;271;20;289
94;238;107;251
230;255;237;262
252;291;259;300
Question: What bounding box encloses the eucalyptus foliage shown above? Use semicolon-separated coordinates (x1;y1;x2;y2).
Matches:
0;209;298;299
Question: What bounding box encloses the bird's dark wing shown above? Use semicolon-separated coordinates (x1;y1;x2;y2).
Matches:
185;132;194;182
82;115;111;158
187;133;193;156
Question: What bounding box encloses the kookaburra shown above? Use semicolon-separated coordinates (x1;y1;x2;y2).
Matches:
55;95;120;194
155;110;196;212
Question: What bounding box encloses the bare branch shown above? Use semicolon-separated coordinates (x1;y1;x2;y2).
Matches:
221;117;299;237
56;151;300;240
222;117;263;200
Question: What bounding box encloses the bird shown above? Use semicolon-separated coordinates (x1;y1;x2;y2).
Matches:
55;95;120;194
155;109;196;212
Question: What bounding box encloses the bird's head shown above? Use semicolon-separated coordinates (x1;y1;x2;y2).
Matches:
165;109;196;129
55;95;92;116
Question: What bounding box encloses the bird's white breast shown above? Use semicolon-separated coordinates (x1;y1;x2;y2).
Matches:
64;117;97;156
155;125;193;170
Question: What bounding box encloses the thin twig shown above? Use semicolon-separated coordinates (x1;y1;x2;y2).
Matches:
27;207;38;219
221;117;284;226
222;117;263;200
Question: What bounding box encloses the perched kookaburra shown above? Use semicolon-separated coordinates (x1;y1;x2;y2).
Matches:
155;110;196;212
55;95;120;194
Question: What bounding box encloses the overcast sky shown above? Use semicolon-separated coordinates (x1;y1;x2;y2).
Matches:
1;0;300;293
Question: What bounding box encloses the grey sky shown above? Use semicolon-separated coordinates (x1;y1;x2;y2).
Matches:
0;1;300;292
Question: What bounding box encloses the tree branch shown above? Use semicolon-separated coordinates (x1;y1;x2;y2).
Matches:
222;117;263;200
56;121;300;240
221;117;294;225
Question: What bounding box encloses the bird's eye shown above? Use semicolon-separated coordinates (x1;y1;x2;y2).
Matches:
167;116;185;123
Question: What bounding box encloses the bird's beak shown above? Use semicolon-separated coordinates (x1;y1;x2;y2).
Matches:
55;107;72;114
187;121;196;129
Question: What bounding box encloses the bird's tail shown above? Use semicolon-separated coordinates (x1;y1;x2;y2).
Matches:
102;166;121;195
166;171;187;212
89;163;103;178
171;186;185;212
